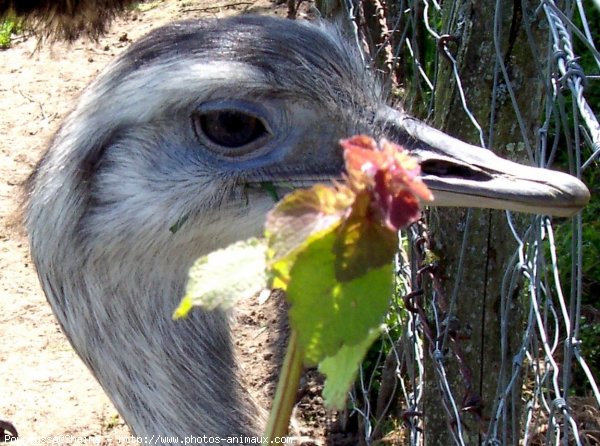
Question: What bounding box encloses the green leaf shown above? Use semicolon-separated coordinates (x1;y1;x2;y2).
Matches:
174;238;267;318
284;229;394;366
260;181;280;202
319;326;383;409
169;213;189;234
334;190;399;281
266;184;353;263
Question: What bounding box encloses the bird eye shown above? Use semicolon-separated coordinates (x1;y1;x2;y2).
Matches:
193;110;269;151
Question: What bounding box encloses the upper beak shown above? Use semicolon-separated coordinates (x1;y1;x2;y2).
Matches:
379;107;590;217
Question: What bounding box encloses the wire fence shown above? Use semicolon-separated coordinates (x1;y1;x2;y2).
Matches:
341;1;599;444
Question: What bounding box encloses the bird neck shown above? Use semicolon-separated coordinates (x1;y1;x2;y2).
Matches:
49;256;261;440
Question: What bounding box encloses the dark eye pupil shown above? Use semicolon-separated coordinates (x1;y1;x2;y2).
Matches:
198;111;266;148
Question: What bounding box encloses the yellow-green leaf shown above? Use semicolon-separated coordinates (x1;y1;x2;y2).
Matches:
319;327;384;409
174;238;267;318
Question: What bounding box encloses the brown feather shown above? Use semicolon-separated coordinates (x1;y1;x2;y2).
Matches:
0;0;137;40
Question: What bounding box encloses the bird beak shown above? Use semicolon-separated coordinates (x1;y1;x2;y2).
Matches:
379;107;590;217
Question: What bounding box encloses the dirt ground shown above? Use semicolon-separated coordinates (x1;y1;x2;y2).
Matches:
0;1;336;444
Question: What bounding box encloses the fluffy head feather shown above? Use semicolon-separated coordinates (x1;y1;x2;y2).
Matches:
24;16;379;440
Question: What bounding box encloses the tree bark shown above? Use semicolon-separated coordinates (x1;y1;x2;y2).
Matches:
422;1;548;445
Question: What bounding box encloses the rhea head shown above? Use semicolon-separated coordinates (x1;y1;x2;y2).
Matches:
24;15;589;441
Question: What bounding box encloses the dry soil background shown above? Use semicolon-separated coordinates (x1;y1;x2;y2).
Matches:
0;1;333;444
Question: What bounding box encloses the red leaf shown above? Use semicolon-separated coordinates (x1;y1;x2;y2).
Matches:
340;135;433;231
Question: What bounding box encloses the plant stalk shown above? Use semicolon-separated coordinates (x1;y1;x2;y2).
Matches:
263;329;303;444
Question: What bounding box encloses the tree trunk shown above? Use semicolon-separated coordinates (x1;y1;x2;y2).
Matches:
422;1;548;445
315;1;550;443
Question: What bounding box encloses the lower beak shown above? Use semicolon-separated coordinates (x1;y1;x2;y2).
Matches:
380;107;590;217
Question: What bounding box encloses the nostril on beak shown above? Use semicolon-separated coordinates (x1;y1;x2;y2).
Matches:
420;159;494;182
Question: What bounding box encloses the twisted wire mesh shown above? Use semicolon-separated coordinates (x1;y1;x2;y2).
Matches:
342;1;599;444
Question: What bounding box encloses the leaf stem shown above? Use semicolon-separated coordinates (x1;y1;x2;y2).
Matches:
263;329;303;444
